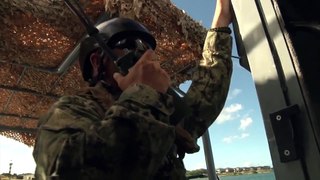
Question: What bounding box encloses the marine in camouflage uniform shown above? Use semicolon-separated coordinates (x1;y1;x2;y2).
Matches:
33;27;232;179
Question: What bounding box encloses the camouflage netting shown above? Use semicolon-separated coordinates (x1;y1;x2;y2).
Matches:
0;0;207;146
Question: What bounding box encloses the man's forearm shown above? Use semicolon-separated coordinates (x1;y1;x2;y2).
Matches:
178;0;233;147
212;0;232;28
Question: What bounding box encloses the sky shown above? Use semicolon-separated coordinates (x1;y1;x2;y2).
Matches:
173;0;273;170
0;0;273;175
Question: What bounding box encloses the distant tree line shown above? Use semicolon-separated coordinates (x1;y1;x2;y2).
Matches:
186;168;208;178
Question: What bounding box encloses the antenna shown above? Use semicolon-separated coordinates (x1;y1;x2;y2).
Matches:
64;0;117;61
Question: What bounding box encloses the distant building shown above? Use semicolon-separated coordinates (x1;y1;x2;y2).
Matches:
0;175;8;180
216;168;226;174
225;168;235;173
235;167;242;172
243;167;250;172
21;173;34;180
0;173;34;180
250;167;257;171
262;166;271;170
214;165;272;175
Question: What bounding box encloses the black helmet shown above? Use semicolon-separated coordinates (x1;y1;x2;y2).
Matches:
79;17;156;81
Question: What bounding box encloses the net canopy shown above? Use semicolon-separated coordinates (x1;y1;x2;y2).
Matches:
0;0;207;146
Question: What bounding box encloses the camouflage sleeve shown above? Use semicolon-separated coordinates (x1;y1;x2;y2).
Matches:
33;84;175;180
182;30;233;142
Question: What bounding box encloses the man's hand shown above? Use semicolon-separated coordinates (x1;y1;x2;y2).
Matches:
175;124;200;154
113;49;171;93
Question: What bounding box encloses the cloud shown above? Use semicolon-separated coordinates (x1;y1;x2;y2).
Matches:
222;136;234;144
228;88;242;100
193;162;206;170
240;133;250;138
243;161;253;167
215;103;243;124
0;136;35;174
222;133;250;143
239;117;253;131
225;104;242;113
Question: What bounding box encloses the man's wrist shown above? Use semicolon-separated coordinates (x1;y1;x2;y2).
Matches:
118;84;174;116
209;27;232;34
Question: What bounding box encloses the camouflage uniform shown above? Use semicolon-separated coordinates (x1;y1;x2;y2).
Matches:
33;30;232;180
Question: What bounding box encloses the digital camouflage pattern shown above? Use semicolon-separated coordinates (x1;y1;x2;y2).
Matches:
182;30;233;145
33;30;232;180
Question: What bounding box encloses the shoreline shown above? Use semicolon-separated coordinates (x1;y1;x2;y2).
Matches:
187;169;273;179
218;170;273;177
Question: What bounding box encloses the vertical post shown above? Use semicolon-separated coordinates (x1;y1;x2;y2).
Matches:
9;161;12;174
9;161;13;180
202;130;217;180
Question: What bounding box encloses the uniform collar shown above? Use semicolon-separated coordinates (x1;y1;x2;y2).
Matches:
80;81;121;112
